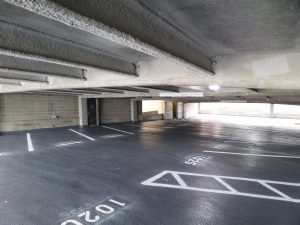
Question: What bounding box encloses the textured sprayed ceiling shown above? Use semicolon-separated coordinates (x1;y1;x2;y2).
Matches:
0;0;299;102
53;0;300;56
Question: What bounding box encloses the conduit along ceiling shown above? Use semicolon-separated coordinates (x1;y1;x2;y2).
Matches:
0;0;300;104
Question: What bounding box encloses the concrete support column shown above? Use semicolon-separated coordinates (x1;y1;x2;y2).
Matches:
177;102;184;119
137;100;143;121
96;98;100;125
270;103;275;118
78;97;88;127
165;101;173;120
130;99;138;122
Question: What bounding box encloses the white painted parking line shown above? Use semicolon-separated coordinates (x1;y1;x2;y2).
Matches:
163;126;175;129
124;124;140;127
101;134;124;139
125;124;160;130
214;177;238;193
171;171;188;187
102;125;134;135
26;133;34;152
258;181;292;200
142;170;300;203
55;141;82;147
69;129;95;141
203;150;300;159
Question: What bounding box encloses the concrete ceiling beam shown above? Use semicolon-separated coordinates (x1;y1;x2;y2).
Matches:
86;88;125;94
0;18;137;76
0;76;48;84
107;86;150;93
3;0;213;76
141;86;181;93
0;79;22;86
30;90;101;96
26;91;81;96
51;89;104;95
0;48;135;77
0;68;87;81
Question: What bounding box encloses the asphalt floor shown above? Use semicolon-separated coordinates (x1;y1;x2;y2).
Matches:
0;117;299;225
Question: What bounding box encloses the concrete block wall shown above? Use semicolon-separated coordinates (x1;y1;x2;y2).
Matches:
0;93;79;132
100;98;131;123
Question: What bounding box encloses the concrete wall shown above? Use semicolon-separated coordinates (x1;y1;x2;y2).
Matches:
184;103;199;118
0;93;79;132
100;98;131;123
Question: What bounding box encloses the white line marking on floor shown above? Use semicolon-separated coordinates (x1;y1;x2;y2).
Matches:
101;134;124;139
69;129;95;141
258;181;292;200
55;141;82;147
171;172;188;187
26;133;34;152
203;150;300;159
124;124;140;127
214;177;238;193
102;126;134;135
125;124;161;131
141;170;300;203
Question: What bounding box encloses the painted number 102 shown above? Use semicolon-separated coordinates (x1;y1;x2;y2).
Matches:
61;198;126;225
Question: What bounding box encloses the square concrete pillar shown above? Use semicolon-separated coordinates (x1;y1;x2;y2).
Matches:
78;97;88;127
165;101;173;120
270;103;275;118
177;102;184;119
130;99;138;122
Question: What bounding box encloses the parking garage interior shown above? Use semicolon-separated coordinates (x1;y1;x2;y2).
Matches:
0;1;300;225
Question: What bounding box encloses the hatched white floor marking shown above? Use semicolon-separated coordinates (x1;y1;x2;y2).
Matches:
102;126;134;135
26;133;34;152
69;129;95;141
203;150;300;159
141;170;300;203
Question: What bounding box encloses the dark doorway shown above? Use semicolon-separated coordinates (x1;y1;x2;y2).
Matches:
173;102;177;118
87;99;97;125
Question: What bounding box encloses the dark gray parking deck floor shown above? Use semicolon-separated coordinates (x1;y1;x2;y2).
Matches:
0;119;300;225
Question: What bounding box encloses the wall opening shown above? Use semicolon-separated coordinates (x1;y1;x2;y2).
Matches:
87;98;97;126
199;103;270;117
141;100;165;121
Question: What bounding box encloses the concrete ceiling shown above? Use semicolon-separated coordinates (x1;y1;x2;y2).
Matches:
0;0;300;104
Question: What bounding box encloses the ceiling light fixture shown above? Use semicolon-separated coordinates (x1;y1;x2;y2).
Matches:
209;84;220;91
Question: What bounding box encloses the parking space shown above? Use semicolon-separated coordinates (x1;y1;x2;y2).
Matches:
0;119;300;225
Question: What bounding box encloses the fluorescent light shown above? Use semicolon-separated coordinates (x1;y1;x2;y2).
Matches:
159;92;203;97
209;84;220;91
220;100;247;103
